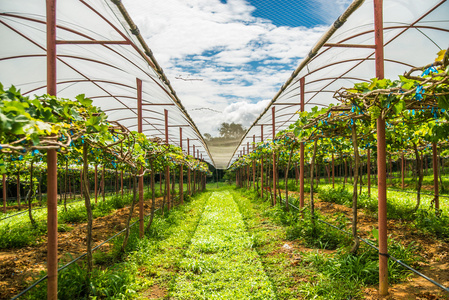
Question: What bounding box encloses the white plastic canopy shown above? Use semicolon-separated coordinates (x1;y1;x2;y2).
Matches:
228;0;449;168
0;0;214;166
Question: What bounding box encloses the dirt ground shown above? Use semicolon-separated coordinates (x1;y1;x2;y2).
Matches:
0;195;168;300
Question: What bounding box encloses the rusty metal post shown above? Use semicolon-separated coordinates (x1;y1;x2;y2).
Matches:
179;128;184;204
94;165;98;204
401;152;405;189
196;149;201;191
102;165;105;201
79;169;82;201
368;148;371;196
193;144;196;193
242;148;245;188
187;138;191;195
374;0;388;295
432;142;439;212
300;77;305;211
261;125;264;198
165;109;170;209
47;150;58;300
332;153;335;188
121;170;123;197
46;0;58;298
272;106;276;205
247;142;250;188
196;148;201;192
137;78;144;238
253;135;256;189
2;174;6;213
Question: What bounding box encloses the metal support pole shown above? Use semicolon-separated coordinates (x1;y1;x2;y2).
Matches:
180;128;184;204
272;106;276;205
260;126;264;198
197;149;199;191
165;109;170;209
374;0;388;295
102;165;105;201
137;78;144;238
432;142;439;212
247;142;250;188
2;174;6;213
401;153;405;189
193;144;196;193
300;77;305;211
332;153;335;188
121;170;123;197
253;135;256;189
47;150;58;300
367;148;371;196
79;169;83;201
187;138;191;195
46;1;58;298
94;165;98;204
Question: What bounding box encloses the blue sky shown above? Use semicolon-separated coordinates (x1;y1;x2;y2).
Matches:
122;0;351;136
250;0;336;27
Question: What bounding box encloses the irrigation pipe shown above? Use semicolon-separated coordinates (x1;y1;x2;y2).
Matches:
279;197;449;293
11;208;160;300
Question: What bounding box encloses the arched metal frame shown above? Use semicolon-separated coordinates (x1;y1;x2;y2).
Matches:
0;0;214;166
228;0;449;167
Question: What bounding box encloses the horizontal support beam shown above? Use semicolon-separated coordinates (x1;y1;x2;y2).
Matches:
273;103;301;105
142;103;175;106
323;43;376;49
56;40;130;45
168;125;190;127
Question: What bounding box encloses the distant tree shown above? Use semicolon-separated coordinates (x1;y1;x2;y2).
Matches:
204;133;212;141
218;122;246;139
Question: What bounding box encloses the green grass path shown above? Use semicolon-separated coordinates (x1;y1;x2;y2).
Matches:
171;190;276;299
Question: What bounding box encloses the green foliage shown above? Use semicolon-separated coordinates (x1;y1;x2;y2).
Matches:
286;211;351;250
59;206;87;223
300;235;420;289
318;186;352;205
0;220;46;248
414;209;449;240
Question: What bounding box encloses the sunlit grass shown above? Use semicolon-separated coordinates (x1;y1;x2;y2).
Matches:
172;190;276;299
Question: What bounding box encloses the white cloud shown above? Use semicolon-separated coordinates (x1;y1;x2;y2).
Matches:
122;0;333;136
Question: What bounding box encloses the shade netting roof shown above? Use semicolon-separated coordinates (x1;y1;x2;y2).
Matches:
0;0;214;165
228;0;449;167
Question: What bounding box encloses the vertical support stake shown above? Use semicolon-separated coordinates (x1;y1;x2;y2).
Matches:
374;0;388;295
137;78;144;238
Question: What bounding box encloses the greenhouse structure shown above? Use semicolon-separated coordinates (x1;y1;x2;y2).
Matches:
0;0;448;299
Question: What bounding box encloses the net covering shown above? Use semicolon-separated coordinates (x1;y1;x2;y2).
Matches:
0;0;214;165
229;0;449;168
